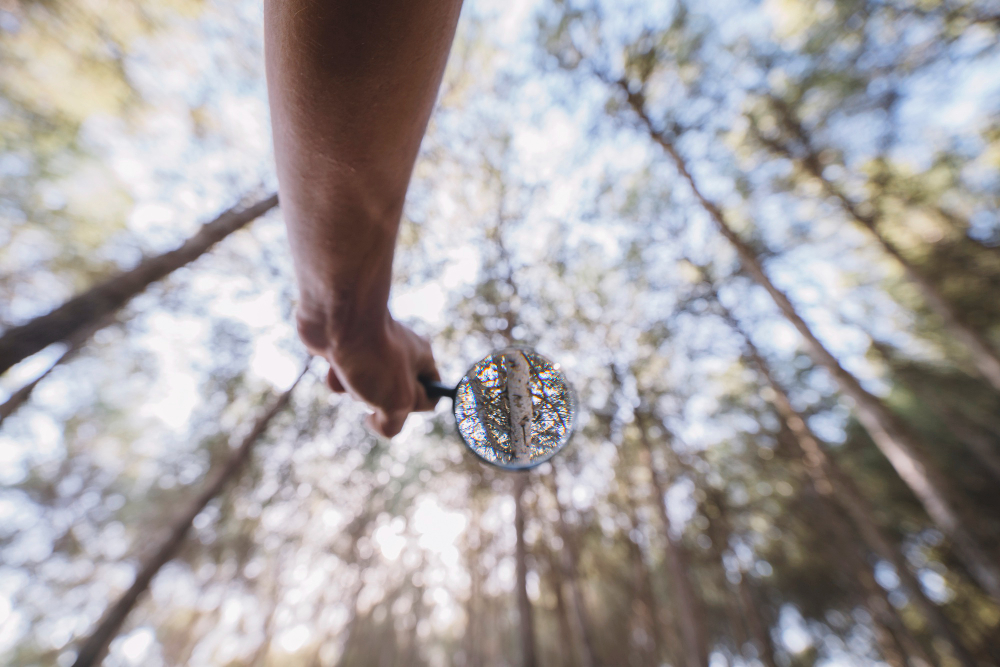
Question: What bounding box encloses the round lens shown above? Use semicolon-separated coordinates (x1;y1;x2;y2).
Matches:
453;347;575;469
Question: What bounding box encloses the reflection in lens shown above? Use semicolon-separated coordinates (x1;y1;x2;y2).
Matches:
453;347;574;469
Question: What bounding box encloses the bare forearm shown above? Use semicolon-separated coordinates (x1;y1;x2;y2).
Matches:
263;0;458;436
264;0;463;338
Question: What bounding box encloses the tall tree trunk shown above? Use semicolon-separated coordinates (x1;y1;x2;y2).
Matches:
923;397;1000;486
71;361;306;667
0;315;111;427
805;485;935;667
545;471;598;667
624;499;668;667
720;307;978;666
514;472;538;667
736;575;779;667
465;500;485;667
617;84;1000;602
703;488;776;667
547;545;579;667
635;413;710;667
759;98;1000;393
248;559;283;667
0;193;278;377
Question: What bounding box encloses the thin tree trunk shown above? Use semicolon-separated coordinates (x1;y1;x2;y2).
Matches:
0;316;106;426
617;84;1000;602
719;307;978;666
405;571;428;666
624;497;668;667
465;490;485;667
703;488;776;667
0;193;278;377
71;361;307;667
505;349;534;465
635;413;709;667
928;400;1000;486
806;484;934;667
736;576;778;667
248;559;283;667
760;99;1000;393
547;546;578;667
336;577;368;666
514;472;538;667
546;471;598;667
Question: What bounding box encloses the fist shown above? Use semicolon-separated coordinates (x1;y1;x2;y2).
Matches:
297;311;440;437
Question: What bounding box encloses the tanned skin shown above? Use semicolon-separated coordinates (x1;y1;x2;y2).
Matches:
264;0;464;436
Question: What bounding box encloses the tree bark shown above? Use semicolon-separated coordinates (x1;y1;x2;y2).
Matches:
806;484;935;667
636;414;709;667
760;98;1000;394
736;575;778;667
0;193;278;377
927;400;1000;486
703;487;776;667
71;361;306;667
546;471;598;667
0;352;67;427
617;84;1000;603
505;349;534;465
719;308;979;665
547;545;579;667
0;316;114;427
624;496;669;667
514;472;538;667
465;500;485;667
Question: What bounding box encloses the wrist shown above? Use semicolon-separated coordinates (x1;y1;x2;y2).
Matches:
297;296;392;356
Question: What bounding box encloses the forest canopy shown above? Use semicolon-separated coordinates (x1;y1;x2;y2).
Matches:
1;0;999;666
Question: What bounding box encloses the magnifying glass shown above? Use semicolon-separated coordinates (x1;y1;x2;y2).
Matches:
421;347;575;470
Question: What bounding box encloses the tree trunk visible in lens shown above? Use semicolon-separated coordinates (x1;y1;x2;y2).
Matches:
636;413;709;667
719;306;979;665
758;99;1000;394
514;472;538;667
505;349;533;465
0;193;278;377
617;84;1000;603
71;362;307;667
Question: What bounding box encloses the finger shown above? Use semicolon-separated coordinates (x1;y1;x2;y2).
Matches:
326;368;346;393
367;410;407;438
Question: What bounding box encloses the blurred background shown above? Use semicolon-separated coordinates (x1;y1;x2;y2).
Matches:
1;0;1000;665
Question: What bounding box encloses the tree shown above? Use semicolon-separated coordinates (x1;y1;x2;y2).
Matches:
634;410;709;667
0;193;278;377
596;77;1000;602
71;362;307;667
513;472;539;667
749;96;1000;393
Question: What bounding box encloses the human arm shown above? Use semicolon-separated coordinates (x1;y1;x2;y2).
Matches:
263;0;463;436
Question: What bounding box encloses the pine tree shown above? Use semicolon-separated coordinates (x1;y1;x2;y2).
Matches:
71;362;307;667
0;194;278;377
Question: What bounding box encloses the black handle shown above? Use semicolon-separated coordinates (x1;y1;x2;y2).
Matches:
420;377;457;400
